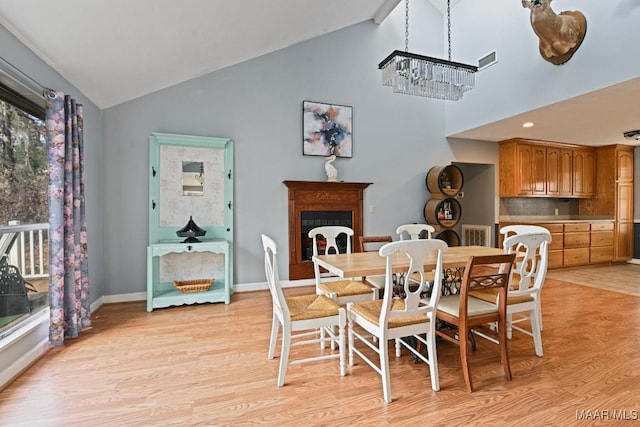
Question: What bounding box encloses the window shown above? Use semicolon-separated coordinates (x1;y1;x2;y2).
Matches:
0;75;48;336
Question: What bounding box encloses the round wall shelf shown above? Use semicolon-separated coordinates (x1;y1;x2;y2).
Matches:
424;197;461;228
426;164;464;197
435;229;460;247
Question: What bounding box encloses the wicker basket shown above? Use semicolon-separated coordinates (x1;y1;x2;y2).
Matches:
173;278;214;294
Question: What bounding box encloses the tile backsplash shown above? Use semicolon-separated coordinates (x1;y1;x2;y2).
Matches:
499;198;579;216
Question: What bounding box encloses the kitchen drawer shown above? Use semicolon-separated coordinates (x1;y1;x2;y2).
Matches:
548;250;563;268
590;246;614;263
549;233;563;250
590;222;614;231
538;223;563;233
590;231;614;247
563;248;590;266
564;232;590;248
564;223;590;232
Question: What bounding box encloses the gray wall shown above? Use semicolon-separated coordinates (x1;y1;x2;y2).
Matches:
0;25;105;302
102;1;464;291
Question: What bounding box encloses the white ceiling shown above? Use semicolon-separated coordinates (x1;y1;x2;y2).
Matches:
0;0;638;148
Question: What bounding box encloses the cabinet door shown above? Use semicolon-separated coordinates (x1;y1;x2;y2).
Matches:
546;147;560;196
615;221;633;260
517;144;546;195
531;145;547;195
547;147;572;196
617;149;634;182
573;149;595;197
516;144;535;195
615;183;633;260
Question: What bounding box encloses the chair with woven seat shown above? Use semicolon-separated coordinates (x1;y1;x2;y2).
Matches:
499;224;551;332
358;235;394;298
347;239;448;403
261;234;346;386
310;226;377;305
396;223;435;241
435;253;516;392
469;232;551;357
396;224;436;290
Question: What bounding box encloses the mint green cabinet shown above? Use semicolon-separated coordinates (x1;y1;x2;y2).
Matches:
147;133;233;311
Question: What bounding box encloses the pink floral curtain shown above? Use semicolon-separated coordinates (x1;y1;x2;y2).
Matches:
44;89;90;346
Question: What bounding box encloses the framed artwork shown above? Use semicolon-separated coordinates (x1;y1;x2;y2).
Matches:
303;100;352;158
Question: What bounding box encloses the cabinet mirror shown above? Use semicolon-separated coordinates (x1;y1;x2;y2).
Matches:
182;161;204;196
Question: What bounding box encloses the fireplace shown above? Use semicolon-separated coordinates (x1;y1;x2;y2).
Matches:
283;181;372;280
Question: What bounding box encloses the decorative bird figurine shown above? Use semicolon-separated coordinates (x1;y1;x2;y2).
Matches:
324;155;338;182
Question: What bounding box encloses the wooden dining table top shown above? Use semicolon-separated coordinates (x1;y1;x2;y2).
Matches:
312;245;504;278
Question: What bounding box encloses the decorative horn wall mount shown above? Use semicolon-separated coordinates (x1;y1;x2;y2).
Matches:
522;0;587;65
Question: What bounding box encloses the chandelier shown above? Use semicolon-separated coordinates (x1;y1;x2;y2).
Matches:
379;0;477;101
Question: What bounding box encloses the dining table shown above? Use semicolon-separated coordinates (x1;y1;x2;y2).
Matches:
312;245;505;279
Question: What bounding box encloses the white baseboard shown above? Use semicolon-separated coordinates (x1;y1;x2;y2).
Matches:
92;280;316;305
627;259;640;265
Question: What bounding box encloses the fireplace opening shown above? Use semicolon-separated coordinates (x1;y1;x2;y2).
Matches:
301;211;352;261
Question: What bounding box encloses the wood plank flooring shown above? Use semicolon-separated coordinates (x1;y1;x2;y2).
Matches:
1;267;640;426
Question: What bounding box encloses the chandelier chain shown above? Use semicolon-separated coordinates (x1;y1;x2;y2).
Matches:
404;0;409;52
447;0;452;61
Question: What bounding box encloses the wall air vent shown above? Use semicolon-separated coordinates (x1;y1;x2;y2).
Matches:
461;224;492;247
478;50;498;71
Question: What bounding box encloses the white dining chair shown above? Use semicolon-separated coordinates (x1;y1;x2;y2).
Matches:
396;223;435;240
310;226;376;305
396;223;437;288
262;234;346;386
347;239;448;403
469;232;551;357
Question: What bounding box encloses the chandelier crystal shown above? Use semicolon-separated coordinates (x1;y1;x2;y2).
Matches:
379;0;477;101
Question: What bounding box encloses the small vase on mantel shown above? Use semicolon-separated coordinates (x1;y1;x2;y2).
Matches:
324;155;338;182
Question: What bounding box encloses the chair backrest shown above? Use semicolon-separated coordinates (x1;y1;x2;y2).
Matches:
309;226;353;255
378;239;449;324
500;225;551;240
396;224;435;240
359;235;393;253
261;234;289;321
503;232;551;293
459;253;516;317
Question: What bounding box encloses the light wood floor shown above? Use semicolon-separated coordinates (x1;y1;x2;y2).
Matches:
1;265;640;426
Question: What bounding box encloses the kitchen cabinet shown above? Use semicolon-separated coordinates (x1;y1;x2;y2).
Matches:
538;223;564;268
499;220;615;268
563;223;590;266
499;139;595;198
590;222;614;263
590;145;634;261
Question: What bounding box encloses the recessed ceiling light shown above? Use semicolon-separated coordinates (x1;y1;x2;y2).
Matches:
522;122;534;128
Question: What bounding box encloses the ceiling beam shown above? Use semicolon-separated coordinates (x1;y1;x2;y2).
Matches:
373;0;402;24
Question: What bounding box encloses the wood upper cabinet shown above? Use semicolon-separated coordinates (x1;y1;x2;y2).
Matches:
500;139;594;198
572;149;595;197
547;147;573;196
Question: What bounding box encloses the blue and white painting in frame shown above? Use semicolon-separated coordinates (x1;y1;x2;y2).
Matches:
303;101;352;158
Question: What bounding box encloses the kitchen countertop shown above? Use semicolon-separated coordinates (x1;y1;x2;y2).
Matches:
499;216;614;224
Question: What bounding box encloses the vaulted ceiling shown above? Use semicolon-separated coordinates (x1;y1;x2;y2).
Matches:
0;0;638;147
